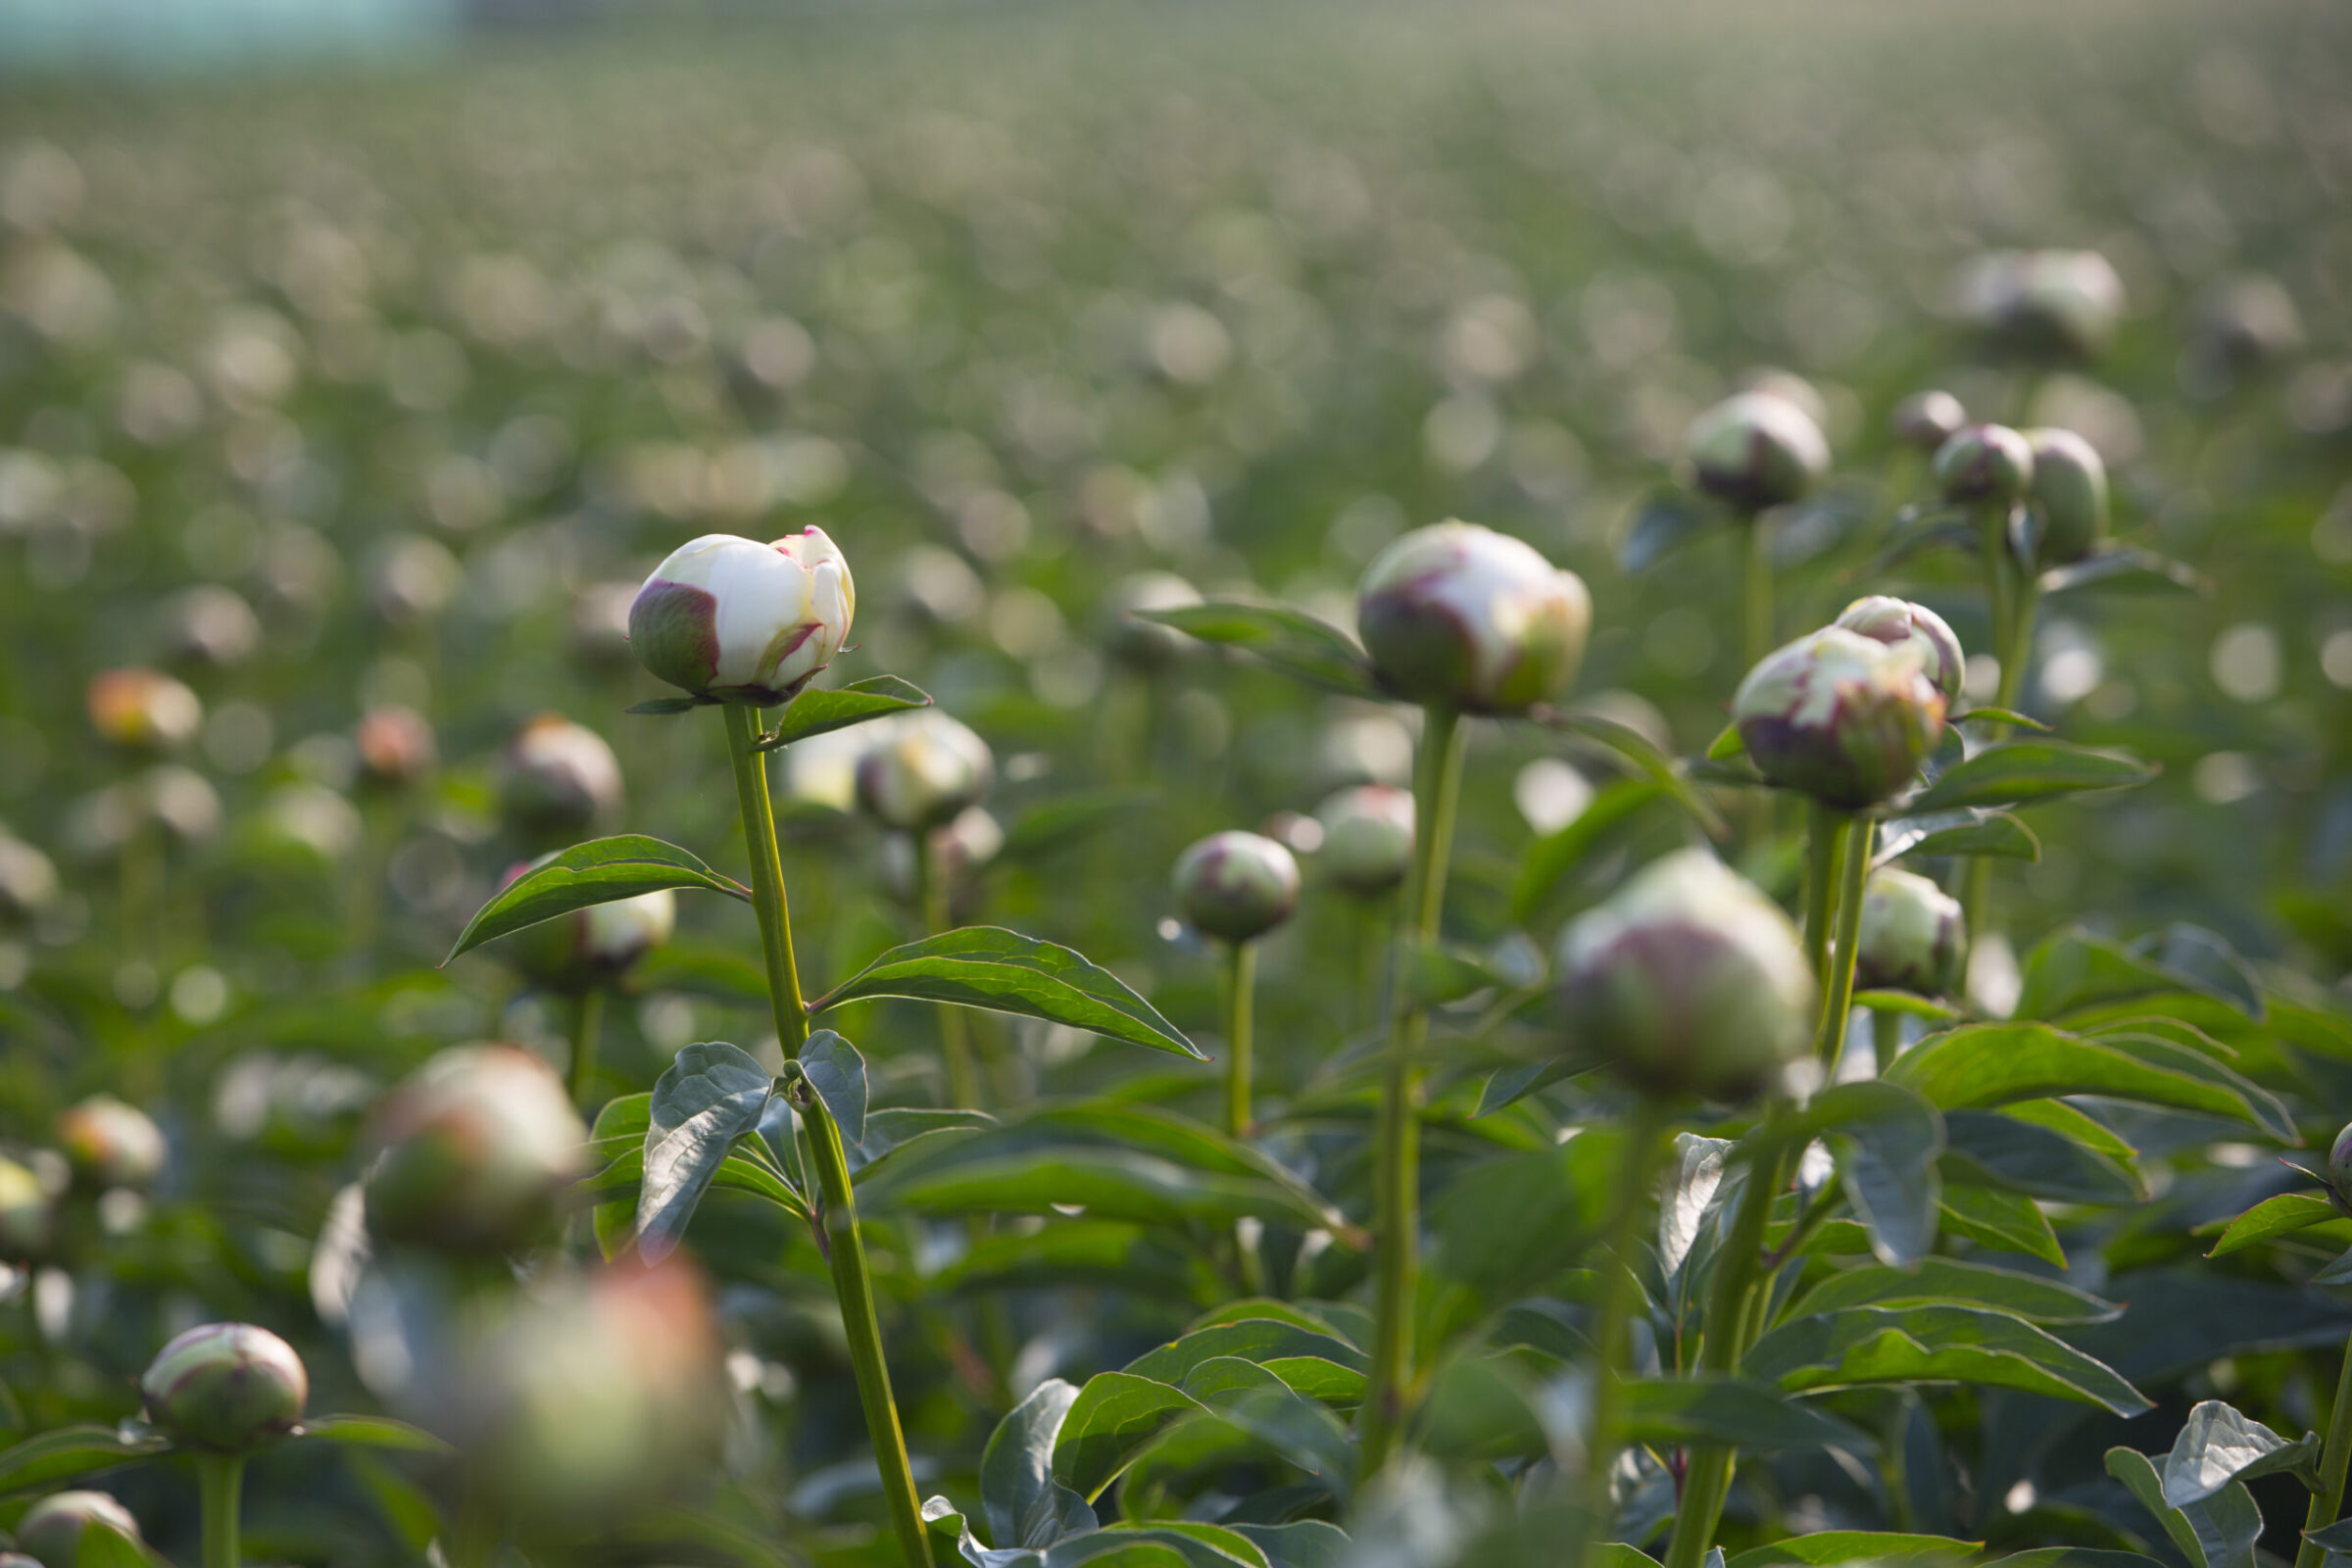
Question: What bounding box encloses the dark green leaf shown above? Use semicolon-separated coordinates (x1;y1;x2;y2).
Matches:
74;1523;163;1568
1936;1182;2064;1265
2162;1398;2321;1507
1786;1257;2119;1325
1725;1533;1977;1568
1180;1357;1350;1484
1511;778;1666;921
1906;742;2156;813
1125;1320;1369;1388
637;1041;776;1261
1054;1372;1206;1500
984;1379;1098;1552
1811;1081;1944;1267
1138;602;1380;700
2307;1521;2352;1553
1873;809;2040;867
1883;1023;2289;1138
2207;1195;2344;1257
798;1029;867;1148
1744;1304;2151;1415
1619;1375;1870;1451
1941;1109;2145;1204
2132;924;2265;1021
0;1423;170;1494
1230;1522;1348;1568
1474;1058;1580;1118
754;674;932;751
1949;706;2052;732
445;835;750;963
1621;486;1723;572
1431;1132;1622;1299
2107;1446;2261;1568
2039;545;2208;597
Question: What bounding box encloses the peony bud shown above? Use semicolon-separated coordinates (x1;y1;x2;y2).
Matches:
0;1154;54;1260
627;529;855;706
356;705;436;790
499;714;623;845
2021;427;2108;566
1853;867;1966;997
1356;520;1591;714
1100;571;1202;670
1833;596;1965;704
365;1044;587;1255
878;807;1004;905
1732;627;1946;808
2192;273;2303;371
158;585;261;671
1313;784;1414;896
139;1322;308;1454
568;581;639;673
579;889;676;973
56;1095;166;1191
0;832;60;924
1556;849;1815;1101
855;710;993;833
1682;390;1832;513
1173;831;1300;944
17;1492;143;1565
2331;1124;2352;1215
1931;424;2035;509
85;668;202;755
1890;390;1967;453
1958;249;2125;360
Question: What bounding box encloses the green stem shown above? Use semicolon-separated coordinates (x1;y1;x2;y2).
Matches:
2297;1329;2352;1568
1959;508;2033;987
1819;815;1874;1076
1801;799;1841;983
567;986;606;1113
1360;706;1467;1481
722;705;932;1568
195;1452;243;1568
1740;513;1776;853
1223;940;1257;1140
1873;1006;1903;1070
1584;1102;1671;1543
913;830;982;1108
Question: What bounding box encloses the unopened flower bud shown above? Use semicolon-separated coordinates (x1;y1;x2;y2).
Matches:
1173;831;1300;944
628;529;855;706
1101;571;1202;670
159;585;261;671
2330;1124;2352;1215
57;1095;166;1191
365;1045;587;1255
855;711;993;833
568;582;639;673
365;534;462;627
879;807;1004;904
1682;391;1831;513
2192;273;2303;371
139;1322;308;1454
1356;520;1591;714
86;668;201;755
499;715;623;845
1959;249;2126;360
1932;424;2035;509
1314;785;1414;896
1557;849;1815;1101
0;832;60;923
356;705;436;790
2022;427;2108;566
1732;627;1946;808
1833;596;1965;704
580;889;675;973
1890;390;1967;452
17;1492;143;1565
1854;868;1966;997
0;1154;54;1260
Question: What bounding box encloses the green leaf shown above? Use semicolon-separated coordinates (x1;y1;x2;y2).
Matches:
580;1141;806;1216
1949;706;2052;732
1936;1182;2063;1265
1511;778;1666;921
1473;1058;1580;1118
1054;1372;1207;1500
1230;1522;1348;1568
444;835;751;963
984;1378;1098;1552
1179;1357;1350;1485
1621;485;1723;572
1619;1375;1871;1451
637;1042;777;1262
1125;1320;1369;1390
2133;923;2265;1020
1810;1081;1944;1267
1786;1257;2120;1325
1744;1305;2150;1416
1726;1533;1979;1568
1045;1524;1274;1567
1534;707;1728;840
1907;742;2155;813
74;1522;164;1568
2162;1398;2321;1507
1883;1023;2290;1139
813;926;1201;1060
2039;544;2207;597
1940;1109;2144;1204
2307;1521;2352;1553
1430;1132;1622;1299
2107;1446;2261;1568
753;674;932;750
2107;1446;2220;1568
295;1414;453;1453
798;1029;867;1148
0;1422;170;1494
2207;1194;2344;1257
1138;601;1381;700
1873;808;2040;867
998;791;1153;865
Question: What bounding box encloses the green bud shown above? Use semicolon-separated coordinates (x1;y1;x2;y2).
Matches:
1732;627;1947;809
1833;596;1965;704
1357;520;1591;714
365;1045;588;1256
56;1096;166;1192
1932;424;2035;508
2021;427;2108;566
1854;868;1966;997
17;1492;142;1566
139;1322;308;1454
1173;831;1300;944
855;711;994;833
1890;390;1967;453
1682;390;1831;513
1313;784;1414;897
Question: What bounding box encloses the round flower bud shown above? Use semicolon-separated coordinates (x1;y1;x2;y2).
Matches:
1732;627;1947;809
1101;571;1202;670
878;807;1004;905
1959;249;2125;360
2192;273;2303;371
1732;368;1830;431
628;529;855;706
855;710;994;833
1853;868;1966;997
1833;596;1965;704
56;1095;166;1192
356;705;436;790
1173;831;1300;944
365;1045;588;1256
1556;849;1816;1102
0;1154;54;1260
139;1322;308;1454
499;715;623;845
1890;390;1967;452
158;585;261;671
1356;520;1591;714
497;877;678;993
1931;424;2035;509
85;668;202;755
1681;390;1832;513
569;581;639;673
17;1492;143;1565
1313;784;1414;896
0;832;60;924
2021;427;2108;566
2330;1124;2352;1215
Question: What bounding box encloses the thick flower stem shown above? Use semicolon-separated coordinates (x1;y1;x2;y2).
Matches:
1583;1101;1671;1547
1820;815;1875;1077
723;705;933;1568
566;987;605;1113
195;1452;243;1568
1223;940;1257;1140
2296;1329;2352;1568
1361;705;1467;1482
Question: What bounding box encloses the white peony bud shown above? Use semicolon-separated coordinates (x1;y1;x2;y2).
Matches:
855;710;994;833
1356;520;1591;714
627;530;855;706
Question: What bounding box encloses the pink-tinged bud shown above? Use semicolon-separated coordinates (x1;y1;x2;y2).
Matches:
56;1095;166;1191
1356;520;1591;714
0;832;60;924
85;668;201;755
2331;1124;2352;1215
1314;784;1414;896
627;529;855;706
17;1492;143;1565
1833;596;1965;704
1732;628;1946;809
1101;571;1202;669
2021;427;2108;566
364;1045;587;1256
1890;390;1967;453
1173;831;1300;944
0;1154;54;1260
499;714;623;844
1682;390;1831;513
855;711;993;833
1854;868;1966;997
356;705;437;790
139;1322;308;1454
1932;423;2035;508
1957;249;2126;361
1557;849;1815;1101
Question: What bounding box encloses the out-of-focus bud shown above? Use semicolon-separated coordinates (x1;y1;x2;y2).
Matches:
0;1154;54;1259
364;1044;587;1255
365;533;462;627
1313;784;1414;896
1172;831;1300;944
2191;273;2304;372
158;585;261;671
1833;596;1965;704
86;668;202;755
17;1492;143;1565
568;581;639;673
1356;520;1591;714
143;766;222;846
627;530;855;706
1959;249;2126;360
1931;423;2035;509
57;1095;166;1192
856;710;993;833
499;715;623;845
2021;427;2109;566
356;705;436;790
1682;390;1832;513
139;1322;308;1454
2330;1123;2352;1216
1100;571;1202;670
580;889;675;973
1556;849;1816;1101
1854;868;1966;997
879;806;1004;904
1733;368;1829;430
0;832;60;923
1732;627;1946;808
1890;390;1967;452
